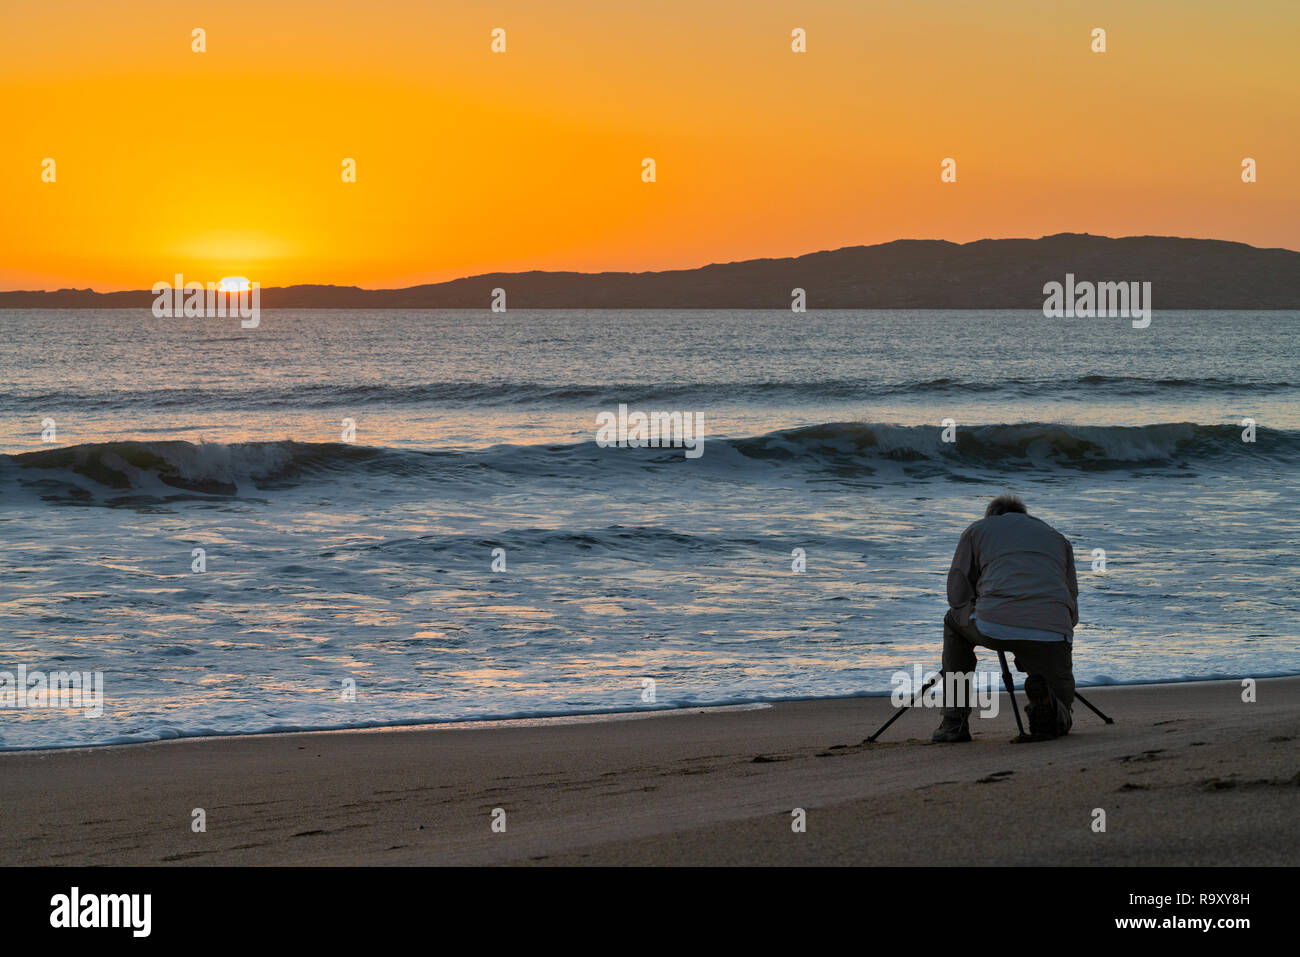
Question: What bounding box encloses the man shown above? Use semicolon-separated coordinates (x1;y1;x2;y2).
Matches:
933;494;1078;743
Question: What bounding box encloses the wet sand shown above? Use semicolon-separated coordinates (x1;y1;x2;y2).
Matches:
1;677;1296;866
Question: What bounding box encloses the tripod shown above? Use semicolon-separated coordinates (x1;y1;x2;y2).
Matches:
867;650;1114;743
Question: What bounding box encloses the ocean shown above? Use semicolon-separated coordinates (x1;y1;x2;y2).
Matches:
1;308;1297;749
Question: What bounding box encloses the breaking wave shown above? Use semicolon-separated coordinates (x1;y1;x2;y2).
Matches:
3;421;1290;502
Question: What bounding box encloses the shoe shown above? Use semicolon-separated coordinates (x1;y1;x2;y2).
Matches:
931;714;971;743
1024;674;1060;738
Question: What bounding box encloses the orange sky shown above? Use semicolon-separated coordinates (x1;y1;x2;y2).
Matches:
2;0;1297;291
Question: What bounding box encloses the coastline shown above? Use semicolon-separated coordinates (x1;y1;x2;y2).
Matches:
5;671;1299;754
2;677;1296;866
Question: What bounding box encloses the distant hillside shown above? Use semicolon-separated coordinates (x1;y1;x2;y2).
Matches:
4;234;1297;308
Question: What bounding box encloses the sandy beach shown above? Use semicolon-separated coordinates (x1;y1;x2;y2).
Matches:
1;677;1296;866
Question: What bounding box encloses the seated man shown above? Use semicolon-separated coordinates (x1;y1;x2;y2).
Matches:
933;494;1078;743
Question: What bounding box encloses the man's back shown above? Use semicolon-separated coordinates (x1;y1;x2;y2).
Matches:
947;512;1078;637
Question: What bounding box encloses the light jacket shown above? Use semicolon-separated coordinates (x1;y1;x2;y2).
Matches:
947;512;1079;638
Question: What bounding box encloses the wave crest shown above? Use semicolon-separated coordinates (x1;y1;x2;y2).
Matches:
4;421;1289;499
1;375;1293;412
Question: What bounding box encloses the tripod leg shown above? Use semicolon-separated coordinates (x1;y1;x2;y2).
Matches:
866;671;942;742
1073;689;1114;724
996;650;1026;737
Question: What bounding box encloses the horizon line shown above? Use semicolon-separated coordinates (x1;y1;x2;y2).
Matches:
5;232;1298;296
